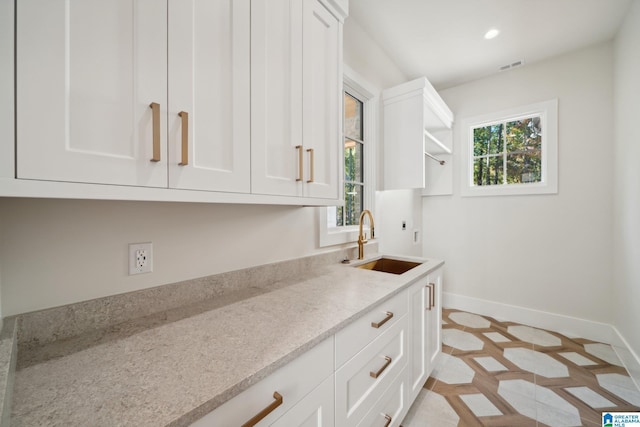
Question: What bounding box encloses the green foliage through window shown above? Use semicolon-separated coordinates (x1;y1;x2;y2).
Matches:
333;92;364;227
473;116;542;186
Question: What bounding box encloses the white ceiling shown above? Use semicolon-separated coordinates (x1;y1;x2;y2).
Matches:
349;0;632;90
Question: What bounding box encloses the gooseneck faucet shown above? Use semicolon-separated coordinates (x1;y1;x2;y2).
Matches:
357;209;375;260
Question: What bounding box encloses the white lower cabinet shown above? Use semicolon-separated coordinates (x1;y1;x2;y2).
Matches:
334;290;407;368
357;371;406;427
190;337;333;426
190;265;443;427
407;267;443;403
335;315;408;427
407;278;429;403
426;267;443;372
272;375;335;427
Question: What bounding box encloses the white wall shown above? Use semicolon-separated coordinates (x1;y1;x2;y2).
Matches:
613;0;640;359
343;16;407;91
0;12;408;317
376;190;423;257
423;43;614;324
0;199;321;316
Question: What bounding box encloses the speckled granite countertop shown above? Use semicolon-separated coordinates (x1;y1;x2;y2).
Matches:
10;254;443;427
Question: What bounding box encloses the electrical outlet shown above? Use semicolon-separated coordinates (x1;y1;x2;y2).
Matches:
129;243;153;275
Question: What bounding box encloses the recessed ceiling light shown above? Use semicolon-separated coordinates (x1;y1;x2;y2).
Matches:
484;28;500;40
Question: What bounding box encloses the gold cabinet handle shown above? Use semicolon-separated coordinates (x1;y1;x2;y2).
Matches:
430;282;435;308
241;391;283;427
383;414;392;427
306;148;314;183
178;111;188;166
149;102;161;162
371;311;393;329
370;356;392;379
296;145;303;181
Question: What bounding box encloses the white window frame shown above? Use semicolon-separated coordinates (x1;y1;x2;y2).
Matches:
319;65;378;247
460;99;558;197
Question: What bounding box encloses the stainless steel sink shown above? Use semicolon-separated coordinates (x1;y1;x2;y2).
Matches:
355;257;422;275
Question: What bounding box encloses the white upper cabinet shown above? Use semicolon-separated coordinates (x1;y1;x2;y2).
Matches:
250;0;304;197
301;0;341;200
251;0;343;200
168;0;251;193
382;77;454;194
9;0;347;204
16;0;168;188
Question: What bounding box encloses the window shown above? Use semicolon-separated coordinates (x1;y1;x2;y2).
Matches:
319;66;378;247
329;92;364;227
473;116;542;186
461;99;558;197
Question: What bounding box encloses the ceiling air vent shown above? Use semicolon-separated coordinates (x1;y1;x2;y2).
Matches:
499;59;525;72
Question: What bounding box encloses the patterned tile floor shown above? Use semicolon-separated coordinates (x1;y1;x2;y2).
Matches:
402;309;640;427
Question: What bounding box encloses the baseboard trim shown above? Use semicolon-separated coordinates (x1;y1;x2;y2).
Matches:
443;292;640;395
612;327;640;392
443;292;619;346
442;292;640;389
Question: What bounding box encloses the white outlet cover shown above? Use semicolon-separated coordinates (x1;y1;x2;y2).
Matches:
129;243;153;275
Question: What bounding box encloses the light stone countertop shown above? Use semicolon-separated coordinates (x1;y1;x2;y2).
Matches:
10;254;443;427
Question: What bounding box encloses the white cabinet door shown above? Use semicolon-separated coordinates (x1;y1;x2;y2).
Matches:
407;267;443;403
426;267;443;372
168;0;250;193
272;375;335;427
302;0;341;200
16;0;168;187
250;0;304;197
407;279;428;403
251;0;341;200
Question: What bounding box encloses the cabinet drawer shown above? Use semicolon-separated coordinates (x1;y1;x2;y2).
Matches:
335;315;407;427
191;337;334;426
271;374;335;427
357;370;406;427
335;291;407;367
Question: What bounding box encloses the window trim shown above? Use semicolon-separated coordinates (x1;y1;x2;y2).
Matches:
319;65;378;247
460;99;558;197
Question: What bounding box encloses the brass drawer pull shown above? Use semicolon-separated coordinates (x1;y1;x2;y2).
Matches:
430;282;435;308
383;414;392;427
149;102;161;162
425;284;433;311
241;391;283;427
178;111;188;166
370;356;392;379
296;145;303;181
371;311;393;329
306;148;314;183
